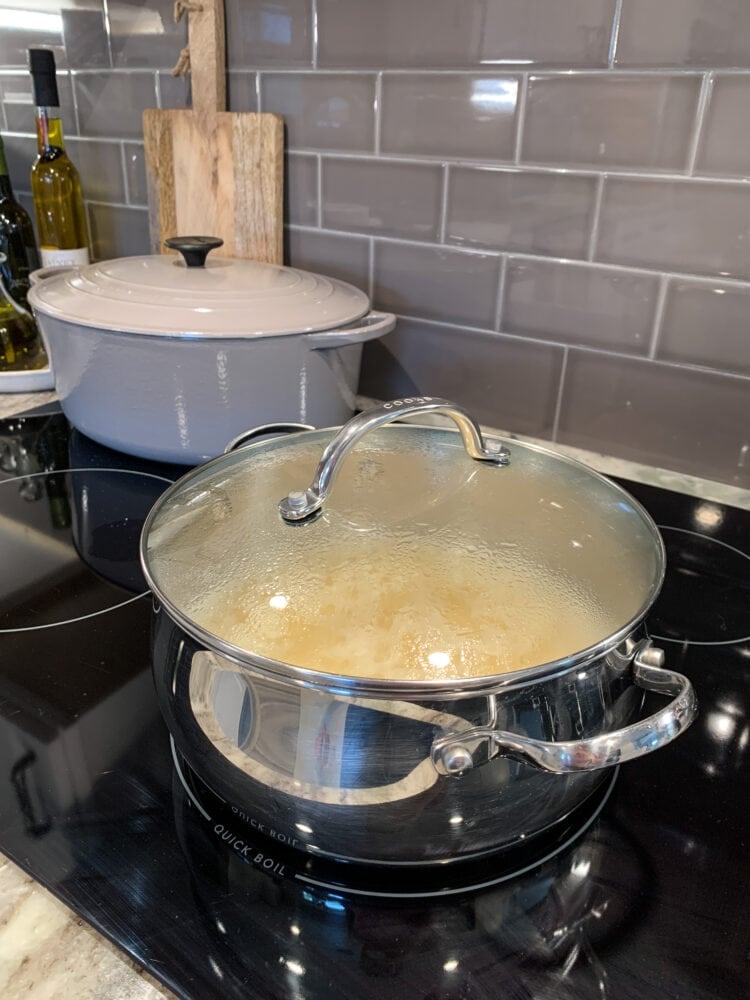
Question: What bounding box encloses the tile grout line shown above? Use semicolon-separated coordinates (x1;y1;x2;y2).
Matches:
368;236;375;301
316;154;323;228
374;72;383;156
608;0;624;69
101;0;115;69
494;255;508;330
285;224;750;288
551;347;570;442
6;129;750;186
8;66;750;81
69;69;82;139
438;164;450;242
587;174;606;261
686;72;713;175
311;0;319;70
648;275;669;359
119;141;130;205
369;309;750;381
176;66;750;78
513;74;528;164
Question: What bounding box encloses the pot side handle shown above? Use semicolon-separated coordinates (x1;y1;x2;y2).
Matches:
304;310;396;349
279;396;511;521
431;643;698;776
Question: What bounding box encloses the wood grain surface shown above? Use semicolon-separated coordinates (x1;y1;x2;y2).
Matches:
142;0;283;263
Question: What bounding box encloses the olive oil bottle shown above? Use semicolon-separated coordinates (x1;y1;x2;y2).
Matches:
28;48;90;267
0;134;40;310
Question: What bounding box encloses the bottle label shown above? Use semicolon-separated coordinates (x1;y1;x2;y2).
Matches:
40;247;90;267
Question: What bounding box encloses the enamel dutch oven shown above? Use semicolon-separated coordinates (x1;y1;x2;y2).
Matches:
28;236;394;464
140;397;697;866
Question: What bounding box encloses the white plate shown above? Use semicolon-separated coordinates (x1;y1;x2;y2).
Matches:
0;365;55;393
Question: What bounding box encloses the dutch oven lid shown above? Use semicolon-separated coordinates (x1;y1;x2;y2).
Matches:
141;398;665;692
28;236;370;338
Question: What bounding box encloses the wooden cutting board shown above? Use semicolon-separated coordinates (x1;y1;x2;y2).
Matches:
142;0;283;262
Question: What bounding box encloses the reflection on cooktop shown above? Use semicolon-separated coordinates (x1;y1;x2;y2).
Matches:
648;526;750;645
0;411;748;1000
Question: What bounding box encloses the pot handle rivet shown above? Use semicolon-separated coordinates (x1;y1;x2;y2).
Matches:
439;744;475;775
278;396;510;522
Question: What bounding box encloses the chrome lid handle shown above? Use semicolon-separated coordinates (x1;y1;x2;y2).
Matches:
278;396;510;522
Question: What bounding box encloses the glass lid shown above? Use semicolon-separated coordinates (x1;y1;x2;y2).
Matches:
141;399;665;691
28;236;370;338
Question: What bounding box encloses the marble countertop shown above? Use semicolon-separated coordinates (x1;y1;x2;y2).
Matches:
0;386;748;998
0;858;175;1000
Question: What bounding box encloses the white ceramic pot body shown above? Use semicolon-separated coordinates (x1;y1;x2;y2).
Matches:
28;244;395;464
36;312;385;463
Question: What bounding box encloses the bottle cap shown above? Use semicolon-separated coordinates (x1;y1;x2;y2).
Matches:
28;48;60;108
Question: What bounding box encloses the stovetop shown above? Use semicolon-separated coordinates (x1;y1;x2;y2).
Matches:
0;407;748;1000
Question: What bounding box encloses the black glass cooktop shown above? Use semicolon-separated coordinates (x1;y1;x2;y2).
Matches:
1;407;748;999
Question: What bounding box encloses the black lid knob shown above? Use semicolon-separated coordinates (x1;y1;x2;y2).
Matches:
165;236;224;268
28;48;60;108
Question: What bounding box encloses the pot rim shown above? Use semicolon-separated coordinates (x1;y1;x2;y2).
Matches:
29;305;373;342
140;425;667;700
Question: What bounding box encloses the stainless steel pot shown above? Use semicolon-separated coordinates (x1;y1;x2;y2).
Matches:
141;397;697;866
28;236;394;464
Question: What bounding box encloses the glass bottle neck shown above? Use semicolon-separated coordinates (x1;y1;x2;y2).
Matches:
35;107;66;154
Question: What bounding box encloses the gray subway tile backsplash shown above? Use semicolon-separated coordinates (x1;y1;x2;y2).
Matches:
359;318;565;438
597;178;750;280
75;72;158;139
286;153;318;226
373;241;501;329
658;280;750;376
227;72;259;113
317;0;615;69
0;26;66;70
557;351;750;488
2;0;750;489
123;142;147;206
157;70;191;111
226;0;313;70
380;75;519;160
87;203;149;260
322;158;443;241
523;75;701;171
62;8;110;70
108;0;186;70
695;76;750;177
1;71;77;135
66;138;126;203
287;228;370;292
447;167;596;258
616;0;750;67
261;74;375;151
503;257;658;353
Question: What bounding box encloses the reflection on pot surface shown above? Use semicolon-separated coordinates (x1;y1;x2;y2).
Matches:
156;610;650;864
